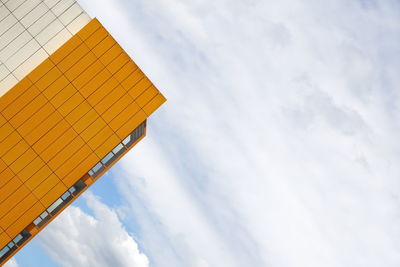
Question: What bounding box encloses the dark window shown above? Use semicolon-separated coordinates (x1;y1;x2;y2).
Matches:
34;211;51;228
88;162;105;178
123;122;145;148
0;242;17;263
13;230;31;246
70;180;86;196
47;192;73;216
101;152;114;166
88;122;145;177
112;143;126;157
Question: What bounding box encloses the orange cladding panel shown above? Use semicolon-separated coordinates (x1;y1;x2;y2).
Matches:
0;17;165;264
0;232;11;249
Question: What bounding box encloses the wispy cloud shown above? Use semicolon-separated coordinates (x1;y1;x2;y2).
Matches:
38;193;149;267
67;0;400;266
3;258;18;267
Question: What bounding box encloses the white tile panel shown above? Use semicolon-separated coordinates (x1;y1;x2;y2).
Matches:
43;0;60;9
0;63;10;81
59;3;82;26
20;3;48;28
35;18;63;45
0;74;17;97
0;31;32;62
28;10;56;36
13;48;47;79
5;38;40;70
52;0;74;16
0;5;11;20
0;23;25;51
4;0;27;12
13;0;42;20
0;0;91;96
43;27;71;54
66;12;90;35
0;14;17;36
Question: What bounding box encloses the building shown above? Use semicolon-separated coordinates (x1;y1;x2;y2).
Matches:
0;0;166;264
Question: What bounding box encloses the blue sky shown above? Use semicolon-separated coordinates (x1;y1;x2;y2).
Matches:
6;0;400;266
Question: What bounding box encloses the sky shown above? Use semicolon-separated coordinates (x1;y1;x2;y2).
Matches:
6;0;400;266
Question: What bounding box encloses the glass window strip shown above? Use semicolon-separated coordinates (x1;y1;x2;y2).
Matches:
33;217;42;226
12;235;22;245
69;186;76;194
71;180;86;195
88;122;145;177
92;162;103;173
122;135;131;146
47;198;63;214
101;152;114;165
0;242;16;263
0;121;146;264
40;211;49;219
0;246;10;259
112;143;124;155
0;230;31;263
61;191;71;201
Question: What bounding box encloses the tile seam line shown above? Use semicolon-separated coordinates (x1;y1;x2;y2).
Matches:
1;71;155;177
0;0;89;84
0;5;93;112
0;0;86;215
0;14;86;81
62;19;159;118
0;186;33;220
20;38;128;192
0;122;147;263
0;18;159;232
0;121;147;243
0;0;58;50
3;122;71;187
0;48;113;164
5;92;54;129
42;26;148;144
2;0;28;14
0;189;43;232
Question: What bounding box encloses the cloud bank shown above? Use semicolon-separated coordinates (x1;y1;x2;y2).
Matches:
51;0;400;266
38;193;149;267
3;258;18;267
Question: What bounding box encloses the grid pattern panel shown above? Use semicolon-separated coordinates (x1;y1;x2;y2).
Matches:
0;18;166;252
0;0;90;96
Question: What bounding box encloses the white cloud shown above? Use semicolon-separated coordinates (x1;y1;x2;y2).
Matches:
38;193;149;267
3;258;18;267
77;0;400;266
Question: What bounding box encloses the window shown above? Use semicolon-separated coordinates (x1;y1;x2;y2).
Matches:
13;235;22;245
123;122;145;148
33;211;51;228
13;231;31;246
47;194;72;216
122;135;131;146
112;143;126;157
101;143;126;167
69;186;76;195
101;152;114;166
48;198;63;215
0;231;31;263
69;180;86;196
0;242;17;263
88;162;104;178
61;191;72;202
88;122;145;178
33;181;86;229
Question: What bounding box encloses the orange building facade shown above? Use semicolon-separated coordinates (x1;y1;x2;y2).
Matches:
0;1;165;264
